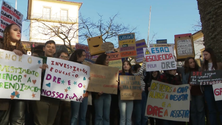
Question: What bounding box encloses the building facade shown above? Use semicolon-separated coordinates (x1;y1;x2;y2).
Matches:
27;0;82;45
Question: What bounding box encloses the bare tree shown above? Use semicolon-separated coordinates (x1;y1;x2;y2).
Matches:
29;13;136;52
31;20;80;53
79;14;137;46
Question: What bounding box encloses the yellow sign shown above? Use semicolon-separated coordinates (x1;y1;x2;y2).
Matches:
87;36;105;56
109;59;122;70
119;39;136;46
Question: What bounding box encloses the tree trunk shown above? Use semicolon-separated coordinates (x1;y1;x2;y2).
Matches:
197;0;222;62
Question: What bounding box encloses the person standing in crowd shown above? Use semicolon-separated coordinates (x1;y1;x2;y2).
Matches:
54;51;70;125
69;49;88;125
157;69;182;125
92;53;112;125
202;48;222;125
148;71;161;125
132;59;148;125
181;57;205;125
0;24;25;125
32;40;60;125
119;60;134;125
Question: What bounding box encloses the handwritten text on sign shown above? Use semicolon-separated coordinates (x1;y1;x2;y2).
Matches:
87;64;119;94
118;33;137;58
143;47;176;71
146;80;190;122
136;39;147;63
190;70;222;85
109;59;122;70
213;83;222;101
120;76;142;100
0;1;23;37
42;57;90;102
0;49;42;100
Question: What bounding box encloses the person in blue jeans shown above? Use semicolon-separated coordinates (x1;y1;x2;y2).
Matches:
69;49;88;125
133;59;148;125
202;48;222;125
180;57;205;125
119;60;134;125
93;53;112;125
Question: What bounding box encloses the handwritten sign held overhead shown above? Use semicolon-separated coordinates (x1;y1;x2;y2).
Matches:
0;1;23;38
0;49;42;100
118;33;137;58
143;47;176;71
175;33;195;60
42;57;90;102
146;80;190;122
136;39;147;63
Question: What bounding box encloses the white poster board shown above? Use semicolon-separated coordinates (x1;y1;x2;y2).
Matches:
143;47;176;71
42;57;90;102
213;83;222;101
146;80;190;122
0;49;42;100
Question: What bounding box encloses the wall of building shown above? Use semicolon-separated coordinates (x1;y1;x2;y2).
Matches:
29;0;80;45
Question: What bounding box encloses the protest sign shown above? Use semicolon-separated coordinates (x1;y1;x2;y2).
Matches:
120;76;142;100
107;52;121;61
87;36;105;56
190;70;222;85
143;47;176;71
101;42;114;52
0;1;23;38
156;39;167;44
119;33;137;58
213;83;222;101
146;80;190;122
175;33;195;60
75;43;91;59
87;63;119;94
0;49;42;100
42;57;90;102
109;59;122;70
136;39;147;63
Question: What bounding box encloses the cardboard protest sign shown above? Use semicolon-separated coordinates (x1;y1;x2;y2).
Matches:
87;63;119;94
107;52;121;61
156;39;167;44
42;57;90;102
87;36;105;56
143;47;176;71
146;80;190;122
175;33;195;60
136;39;147;63
101;42;114;52
190;70;222;85
120;76;142;100
75;43;91;59
109;59;122;70
118;33;137;58
213;83;222;101
0;1;23;38
0;49;42;100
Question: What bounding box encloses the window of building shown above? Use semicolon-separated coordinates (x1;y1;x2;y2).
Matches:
43;7;51;19
61;9;68;21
